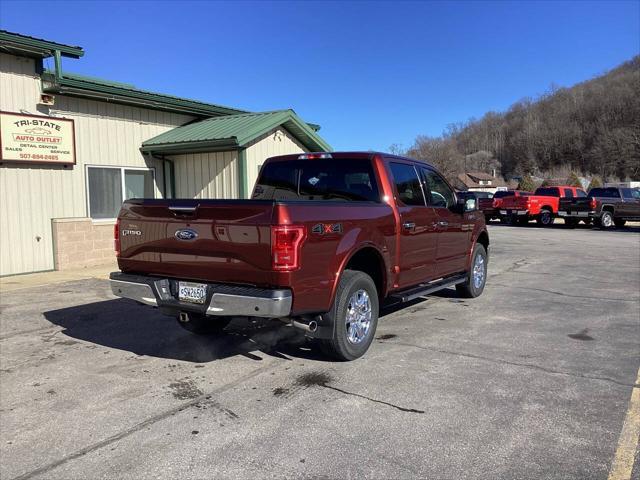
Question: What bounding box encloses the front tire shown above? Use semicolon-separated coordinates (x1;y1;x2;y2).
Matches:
177;312;231;335
456;243;488;298
320;270;379;361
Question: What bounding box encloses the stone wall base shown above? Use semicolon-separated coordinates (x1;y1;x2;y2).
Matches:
52;218;117;271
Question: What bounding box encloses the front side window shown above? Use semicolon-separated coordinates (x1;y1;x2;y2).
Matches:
622;188;640;199
577;189;587;198
389;163;425;206
87;167;154;219
421;169;455;208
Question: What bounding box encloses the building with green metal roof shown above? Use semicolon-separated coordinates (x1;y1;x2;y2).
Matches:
0;30;331;276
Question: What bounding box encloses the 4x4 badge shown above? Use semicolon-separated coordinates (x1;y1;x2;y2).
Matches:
312;223;343;235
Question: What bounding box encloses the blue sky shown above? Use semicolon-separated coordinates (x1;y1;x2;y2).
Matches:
1;1;638;151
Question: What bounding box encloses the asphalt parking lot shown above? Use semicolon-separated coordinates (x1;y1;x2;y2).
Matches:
1;224;639;480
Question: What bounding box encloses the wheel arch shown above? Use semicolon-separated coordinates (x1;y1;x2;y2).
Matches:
335;244;389;303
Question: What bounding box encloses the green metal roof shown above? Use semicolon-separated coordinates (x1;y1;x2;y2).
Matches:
42;71;248;117
0;30;83;58
141;110;331;153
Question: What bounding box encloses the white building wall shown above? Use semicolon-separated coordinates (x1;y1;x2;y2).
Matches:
244;128;307;195
0;52;195;275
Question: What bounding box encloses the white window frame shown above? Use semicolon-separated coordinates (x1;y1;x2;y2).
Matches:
85;165;156;223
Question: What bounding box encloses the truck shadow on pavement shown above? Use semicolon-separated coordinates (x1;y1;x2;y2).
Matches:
43;298;327;363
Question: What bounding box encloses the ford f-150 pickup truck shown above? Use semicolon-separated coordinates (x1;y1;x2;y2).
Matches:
558;187;640;228
110;152;489;360
499;185;587;226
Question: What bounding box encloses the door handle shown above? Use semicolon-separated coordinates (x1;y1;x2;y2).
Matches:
402;222;416;230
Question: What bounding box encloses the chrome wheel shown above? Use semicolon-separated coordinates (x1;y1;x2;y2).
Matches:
472;253;486;290
602;212;613;228
345;289;372;345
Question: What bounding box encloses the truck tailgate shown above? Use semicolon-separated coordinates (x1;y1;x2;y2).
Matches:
117;199;276;286
559;197;592;212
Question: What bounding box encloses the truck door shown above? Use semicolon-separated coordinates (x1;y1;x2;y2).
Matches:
419;168;469;277
388;162;438;289
621;188;640;217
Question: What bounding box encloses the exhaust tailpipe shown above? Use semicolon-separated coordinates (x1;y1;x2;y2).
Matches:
291;319;318;333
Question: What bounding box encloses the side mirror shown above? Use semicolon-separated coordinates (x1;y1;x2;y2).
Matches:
464;198;477;212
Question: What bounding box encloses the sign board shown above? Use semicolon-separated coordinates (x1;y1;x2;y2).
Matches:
0;111;76;165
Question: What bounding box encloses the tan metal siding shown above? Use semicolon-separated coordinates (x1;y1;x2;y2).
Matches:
0;53;195;275
170;151;238;199
244;128;307;193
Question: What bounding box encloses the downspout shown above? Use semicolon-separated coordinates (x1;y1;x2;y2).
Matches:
53;50;62;81
144;151;175;199
237;148;248;199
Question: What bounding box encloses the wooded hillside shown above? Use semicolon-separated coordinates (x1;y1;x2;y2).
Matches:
404;56;640;182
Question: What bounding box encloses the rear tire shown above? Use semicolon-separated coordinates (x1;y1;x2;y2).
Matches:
596;211;614;229
319;270;379;361
177;313;231;335
614;218;626;228
537;208;554;227
456;243;488;298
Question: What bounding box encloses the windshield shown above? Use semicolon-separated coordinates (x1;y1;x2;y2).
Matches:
252;158;381;202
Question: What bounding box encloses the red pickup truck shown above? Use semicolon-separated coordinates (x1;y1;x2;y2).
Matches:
499;186;587;226
110;152;489;360
478;190;531;223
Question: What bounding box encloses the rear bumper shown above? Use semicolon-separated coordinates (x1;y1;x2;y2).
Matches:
109;272;292;318
558;210;594;218
500;209;528;216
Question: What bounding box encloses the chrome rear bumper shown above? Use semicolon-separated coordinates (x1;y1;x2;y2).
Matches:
109;272;292;318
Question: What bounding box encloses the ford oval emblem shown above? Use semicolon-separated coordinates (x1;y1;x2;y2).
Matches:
175;228;198;241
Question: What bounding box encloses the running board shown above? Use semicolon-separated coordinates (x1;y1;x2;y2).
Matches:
390;274;467;303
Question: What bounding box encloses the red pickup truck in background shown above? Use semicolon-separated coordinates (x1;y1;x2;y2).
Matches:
110;152;489;360
478;190;531;223
499;186;587;226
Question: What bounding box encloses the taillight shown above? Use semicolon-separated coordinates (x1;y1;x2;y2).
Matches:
589;197;597;210
271;225;306;271
114;219;121;257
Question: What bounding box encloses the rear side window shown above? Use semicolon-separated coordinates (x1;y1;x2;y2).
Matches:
536;187;560;197
389;163;425;206
252;159;380;202
564;189;574;198
589;188;620;198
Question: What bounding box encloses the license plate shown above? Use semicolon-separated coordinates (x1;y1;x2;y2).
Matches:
178;282;207;304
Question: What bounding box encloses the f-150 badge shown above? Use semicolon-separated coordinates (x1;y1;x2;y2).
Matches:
312;223;343;235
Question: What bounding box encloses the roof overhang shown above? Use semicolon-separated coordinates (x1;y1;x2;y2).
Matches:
0;30;83;59
141;110;331;155
42;72;247;117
